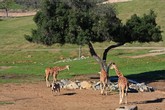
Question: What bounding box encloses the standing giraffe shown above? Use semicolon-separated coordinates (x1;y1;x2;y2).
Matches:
45;65;69;87
99;69;108;95
111;63;129;104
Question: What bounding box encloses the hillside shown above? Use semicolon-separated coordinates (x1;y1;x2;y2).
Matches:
0;0;164;50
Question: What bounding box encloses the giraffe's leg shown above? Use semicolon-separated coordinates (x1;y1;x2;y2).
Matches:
119;87;122;104
103;83;108;95
53;73;55;83
105;79;108;95
120;88;124;104
53;72;57;83
46;74;50;87
105;84;108;95
55;73;58;82
100;83;104;95
102;82;107;95
102;83;105;95
125;86;128;104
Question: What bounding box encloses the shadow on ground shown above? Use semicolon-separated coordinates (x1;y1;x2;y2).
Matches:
89;70;165;84
130;98;165;105
126;70;165;84
88;70;165;84
62;92;76;96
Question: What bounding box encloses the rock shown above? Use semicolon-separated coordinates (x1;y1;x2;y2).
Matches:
75;80;81;87
116;105;138;110
80;81;92;89
58;79;153;92
27;55;32;58
60;79;71;85
129;83;154;92
64;81;79;89
107;82;118;92
138;83;154;92
92;81;100;90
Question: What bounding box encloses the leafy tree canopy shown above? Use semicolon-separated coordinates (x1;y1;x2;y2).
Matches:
124;10;162;43
0;0;14;9
14;0;41;9
25;0;162;46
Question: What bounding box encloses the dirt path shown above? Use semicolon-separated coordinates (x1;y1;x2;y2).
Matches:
0;11;36;17
0;81;165;110
102;0;132;4
129;52;165;58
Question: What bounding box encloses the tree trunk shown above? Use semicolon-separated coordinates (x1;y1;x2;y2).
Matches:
78;45;82;59
88;42;124;76
5;8;9;17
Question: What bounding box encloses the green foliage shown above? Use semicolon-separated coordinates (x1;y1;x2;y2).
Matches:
0;0;14;9
124;10;162;43
25;0;162;46
25;0;122;45
14;0;41;9
116;0;165;42
25;0;71;45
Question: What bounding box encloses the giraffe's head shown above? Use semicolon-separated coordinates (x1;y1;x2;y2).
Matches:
110;62;116;69
66;65;69;70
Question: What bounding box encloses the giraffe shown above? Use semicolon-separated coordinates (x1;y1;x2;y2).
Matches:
99;68;108;95
110;63;128;104
45;65;69;87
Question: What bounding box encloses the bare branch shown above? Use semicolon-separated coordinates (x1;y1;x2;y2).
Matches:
88;42;97;56
88;42;106;71
102;43;125;61
106;61;113;74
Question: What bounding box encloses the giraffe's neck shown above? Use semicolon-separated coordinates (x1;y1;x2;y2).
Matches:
56;66;68;72
114;66;123;77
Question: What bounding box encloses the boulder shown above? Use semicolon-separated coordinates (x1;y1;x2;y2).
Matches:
64;81;79;89
92;81;100;90
129;83;154;92
80;81;92;89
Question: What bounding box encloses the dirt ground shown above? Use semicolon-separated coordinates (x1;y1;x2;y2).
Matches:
0;76;165;110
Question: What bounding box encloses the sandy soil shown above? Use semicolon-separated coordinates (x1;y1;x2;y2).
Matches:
0;79;164;110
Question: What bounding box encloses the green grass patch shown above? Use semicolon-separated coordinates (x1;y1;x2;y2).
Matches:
0;101;14;105
0;48;165;83
0;16;36;49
